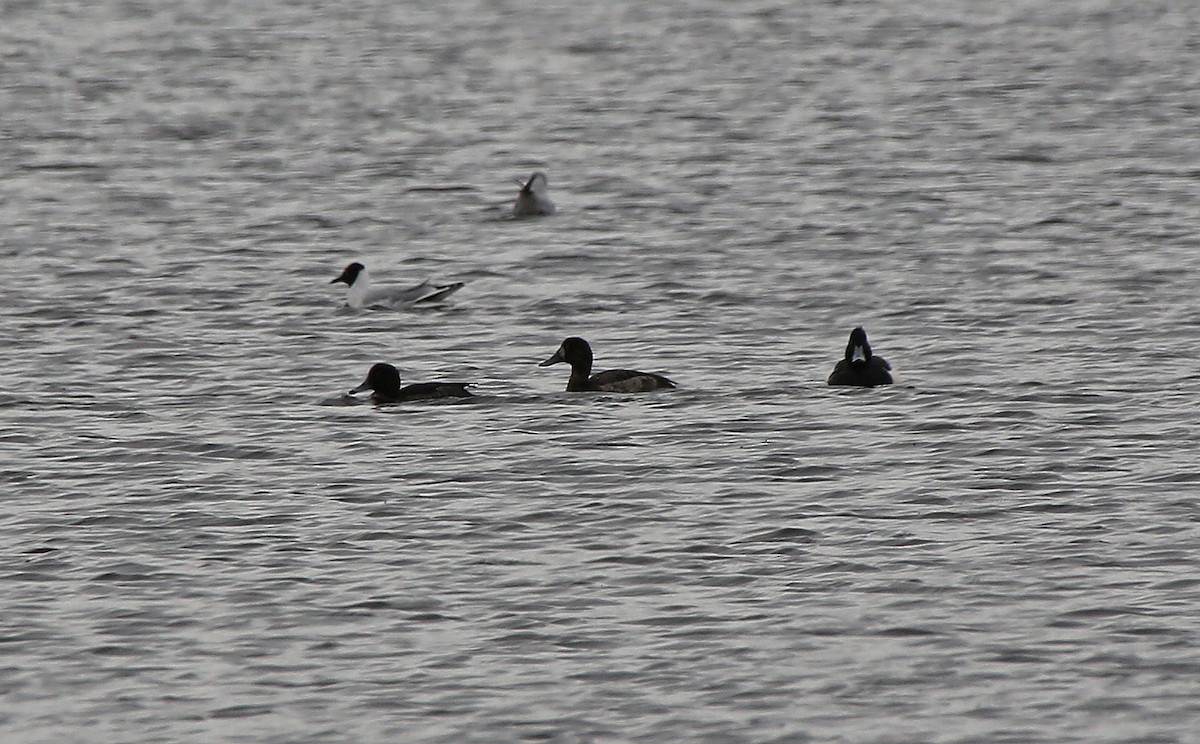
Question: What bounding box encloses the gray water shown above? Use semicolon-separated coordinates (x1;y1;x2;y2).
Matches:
3;1;1200;742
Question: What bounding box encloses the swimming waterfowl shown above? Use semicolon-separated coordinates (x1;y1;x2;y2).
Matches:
330;262;464;309
512;171;556;218
349;362;473;403
539;337;675;393
827;326;893;387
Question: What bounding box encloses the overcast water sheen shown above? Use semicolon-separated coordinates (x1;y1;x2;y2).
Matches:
3;1;1200;742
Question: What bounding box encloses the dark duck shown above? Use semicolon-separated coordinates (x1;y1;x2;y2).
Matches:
827;327;893;387
349;363;473;403
539;337;675;393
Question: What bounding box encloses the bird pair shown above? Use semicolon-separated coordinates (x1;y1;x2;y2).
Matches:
536;329;892;391
348;337;675;404
329;172;555;309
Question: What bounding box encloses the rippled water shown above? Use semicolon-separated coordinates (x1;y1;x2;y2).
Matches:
4;1;1200;742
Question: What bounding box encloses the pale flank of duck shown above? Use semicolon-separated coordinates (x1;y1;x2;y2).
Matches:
330;262;463;309
513;171;556;218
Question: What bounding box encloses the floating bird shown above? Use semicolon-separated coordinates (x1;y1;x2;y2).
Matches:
513;171;556;218
539;337;675;393
827;326;893;387
330;262;463;309
348;362;473;403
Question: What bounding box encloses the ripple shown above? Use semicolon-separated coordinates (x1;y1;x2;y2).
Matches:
2;2;1200;743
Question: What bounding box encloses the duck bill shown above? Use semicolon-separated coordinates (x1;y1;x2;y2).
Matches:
539;349;564;367
349;380;373;394
851;345;867;364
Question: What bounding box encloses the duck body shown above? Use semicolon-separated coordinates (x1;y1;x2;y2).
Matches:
513;171;556;217
540;337;675;393
827;327;893;387
350;363;473;404
331;262;464;309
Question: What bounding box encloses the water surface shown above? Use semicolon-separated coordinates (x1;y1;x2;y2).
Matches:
3;1;1200;742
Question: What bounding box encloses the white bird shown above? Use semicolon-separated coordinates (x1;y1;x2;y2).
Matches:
330;262;464;309
512;171;556;218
